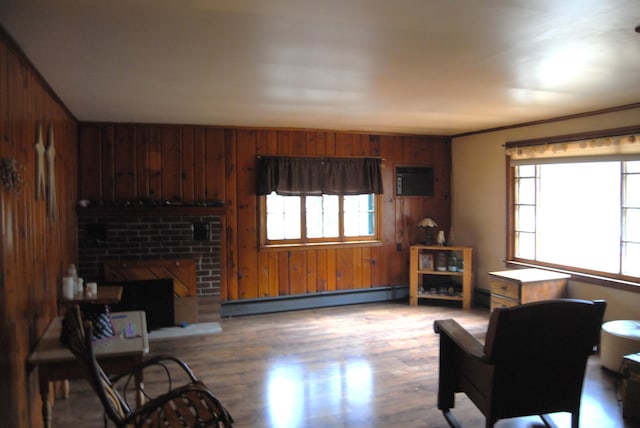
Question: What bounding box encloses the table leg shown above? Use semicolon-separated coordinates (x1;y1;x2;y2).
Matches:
39;370;52;428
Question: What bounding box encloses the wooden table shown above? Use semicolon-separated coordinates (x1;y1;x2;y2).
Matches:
488;268;570;311
60;285;123;306
28;311;149;428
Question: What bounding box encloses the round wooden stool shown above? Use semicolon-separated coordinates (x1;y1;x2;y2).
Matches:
601;320;640;373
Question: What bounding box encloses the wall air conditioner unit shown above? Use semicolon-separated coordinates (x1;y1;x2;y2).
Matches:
395;166;434;197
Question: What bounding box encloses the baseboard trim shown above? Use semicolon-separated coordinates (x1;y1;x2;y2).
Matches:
221;286;410;317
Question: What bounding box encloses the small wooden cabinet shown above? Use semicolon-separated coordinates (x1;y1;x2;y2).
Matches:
488;268;570;311
409;245;473;310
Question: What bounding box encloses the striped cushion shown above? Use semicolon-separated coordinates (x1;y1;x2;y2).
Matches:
82;305;115;340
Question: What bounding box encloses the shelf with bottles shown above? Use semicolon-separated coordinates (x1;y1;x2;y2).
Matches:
409;245;473;310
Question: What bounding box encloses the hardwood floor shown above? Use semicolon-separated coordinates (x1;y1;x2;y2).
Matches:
50;302;633;427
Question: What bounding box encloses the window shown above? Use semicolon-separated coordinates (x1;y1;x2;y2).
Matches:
507;130;640;282
256;156;383;248
265;192;377;245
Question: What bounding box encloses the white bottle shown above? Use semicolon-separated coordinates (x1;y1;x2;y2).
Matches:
67;264;77;278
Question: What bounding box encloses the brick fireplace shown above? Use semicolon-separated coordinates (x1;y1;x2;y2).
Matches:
77;211;223;320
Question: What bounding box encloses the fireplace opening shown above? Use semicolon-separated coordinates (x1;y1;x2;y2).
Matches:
104;279;175;331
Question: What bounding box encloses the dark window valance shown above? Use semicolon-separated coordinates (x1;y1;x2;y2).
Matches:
256;156;384;196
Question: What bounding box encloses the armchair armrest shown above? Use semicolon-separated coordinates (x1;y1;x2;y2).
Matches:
434;319;485;360
123;381;234;426
110;355;201;407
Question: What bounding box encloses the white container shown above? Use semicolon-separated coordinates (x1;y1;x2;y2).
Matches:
62;277;75;299
86;282;98;297
67;264;77;278
74;277;84;296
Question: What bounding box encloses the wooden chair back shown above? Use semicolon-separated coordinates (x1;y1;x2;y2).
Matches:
483;299;606;419
60;305;131;426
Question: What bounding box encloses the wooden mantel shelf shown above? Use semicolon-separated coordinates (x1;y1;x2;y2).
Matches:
77;206;226;217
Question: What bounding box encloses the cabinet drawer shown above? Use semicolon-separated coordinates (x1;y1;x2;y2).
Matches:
490;279;519;300
491;294;519;310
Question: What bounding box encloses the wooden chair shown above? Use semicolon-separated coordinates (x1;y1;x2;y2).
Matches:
434;298;606;428
60;305;234;427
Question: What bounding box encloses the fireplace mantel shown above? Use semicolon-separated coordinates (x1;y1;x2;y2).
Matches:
78;207;226;217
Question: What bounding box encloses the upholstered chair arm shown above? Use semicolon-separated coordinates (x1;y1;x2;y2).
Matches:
434;319;485;360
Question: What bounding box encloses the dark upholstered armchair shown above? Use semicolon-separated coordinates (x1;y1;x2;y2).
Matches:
434;299;606;428
60;305;233;427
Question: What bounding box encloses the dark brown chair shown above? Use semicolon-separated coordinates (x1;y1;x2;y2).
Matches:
434;298;606;428
60;305;234;427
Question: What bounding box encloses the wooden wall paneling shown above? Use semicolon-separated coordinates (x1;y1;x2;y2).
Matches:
257;251;270;297
316;249;328;292
224;130;238;301
160;126;182;202
306;251;317;293
278;251;290;295
369;246;382;286
336;247;354;290
1;32;78;428
311;131;325;155
290;130;306;155
276;130;290;154
255;129;272;298
135;126;150;200
256;129;277;156
361;247;372;288
78;126;102;201
368;134;381;157
304;131;317;155
181;127;195;203
100;125;115;201
236;129;258;299
192;127;206;201
114;125;137;200
352;247;364;289
353;133;367;156
327;249;338;292
267;251;279;297
204;128;225;202
148;127;162;200
0;36;7;147
3;49;24;428
288;250;307;295
335;132;354;156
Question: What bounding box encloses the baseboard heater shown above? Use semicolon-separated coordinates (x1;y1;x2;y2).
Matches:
220;285;409;317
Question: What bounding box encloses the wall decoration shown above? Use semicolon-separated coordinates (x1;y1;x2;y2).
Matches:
1;157;24;194
35;123;46;200
46;124;57;219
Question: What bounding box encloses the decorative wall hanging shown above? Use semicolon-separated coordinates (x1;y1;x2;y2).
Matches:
46;124;57;219
0;157;24;194
35;123;46;200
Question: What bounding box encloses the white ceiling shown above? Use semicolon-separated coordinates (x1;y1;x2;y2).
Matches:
1;0;640;136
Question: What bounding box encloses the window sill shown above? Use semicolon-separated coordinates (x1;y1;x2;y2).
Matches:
261;240;383;252
506;260;640;294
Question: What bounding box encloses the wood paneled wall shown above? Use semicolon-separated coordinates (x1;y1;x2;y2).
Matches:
78;124;451;302
0;30;78;427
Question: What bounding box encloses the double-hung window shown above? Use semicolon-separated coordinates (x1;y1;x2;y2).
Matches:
257;156;383;247
507;130;640;283
265;193;377;244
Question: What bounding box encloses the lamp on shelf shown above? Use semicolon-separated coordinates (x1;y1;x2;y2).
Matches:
417;217;438;245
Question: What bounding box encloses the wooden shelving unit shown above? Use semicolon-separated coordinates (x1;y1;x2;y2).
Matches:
409;245;473;310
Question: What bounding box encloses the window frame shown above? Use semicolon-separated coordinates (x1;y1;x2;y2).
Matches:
259;192;382;249
505;129;640;293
